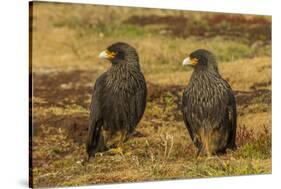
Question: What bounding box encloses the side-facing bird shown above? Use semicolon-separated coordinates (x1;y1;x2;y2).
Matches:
86;42;147;159
181;49;237;157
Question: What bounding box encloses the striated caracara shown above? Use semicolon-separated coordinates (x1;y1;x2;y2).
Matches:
86;42;147;159
181;49;237;157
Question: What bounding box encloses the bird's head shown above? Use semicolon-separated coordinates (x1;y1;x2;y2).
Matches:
182;49;219;73
99;42;139;65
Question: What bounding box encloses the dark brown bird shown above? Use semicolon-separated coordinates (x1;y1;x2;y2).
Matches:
181;49;237;157
86;42;147;159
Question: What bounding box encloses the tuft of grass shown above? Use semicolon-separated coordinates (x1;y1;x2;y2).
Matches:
184;158;270;177
236;126;271;160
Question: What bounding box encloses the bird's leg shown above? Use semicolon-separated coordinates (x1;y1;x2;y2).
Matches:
87;154;91;162
196;147;202;159
195;140;204;159
106;131;127;156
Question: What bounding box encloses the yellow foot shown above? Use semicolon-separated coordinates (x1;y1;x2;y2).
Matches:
124;150;132;156
107;147;124;156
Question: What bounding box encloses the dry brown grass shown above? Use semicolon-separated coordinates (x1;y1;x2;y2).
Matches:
30;2;271;188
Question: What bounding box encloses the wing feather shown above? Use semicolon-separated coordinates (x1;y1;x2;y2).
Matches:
86;73;107;158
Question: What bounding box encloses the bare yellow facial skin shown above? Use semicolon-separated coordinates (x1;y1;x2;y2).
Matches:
190;57;199;65
105;50;117;59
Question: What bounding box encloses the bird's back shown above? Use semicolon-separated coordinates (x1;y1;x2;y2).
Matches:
183;70;237;154
181;49;237;155
98;66;146;133
183;71;232;130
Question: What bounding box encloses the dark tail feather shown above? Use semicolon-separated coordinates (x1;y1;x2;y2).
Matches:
227;101;237;150
86;119;103;160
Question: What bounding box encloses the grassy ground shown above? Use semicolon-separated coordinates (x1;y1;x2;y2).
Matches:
30;2;272;188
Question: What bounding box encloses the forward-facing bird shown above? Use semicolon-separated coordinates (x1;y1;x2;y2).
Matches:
181;49;237;157
86;42;147;159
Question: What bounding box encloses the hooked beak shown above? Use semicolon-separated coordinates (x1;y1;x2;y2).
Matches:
99;50;109;59
182;56;198;66
98;50;116;60
182;57;191;66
